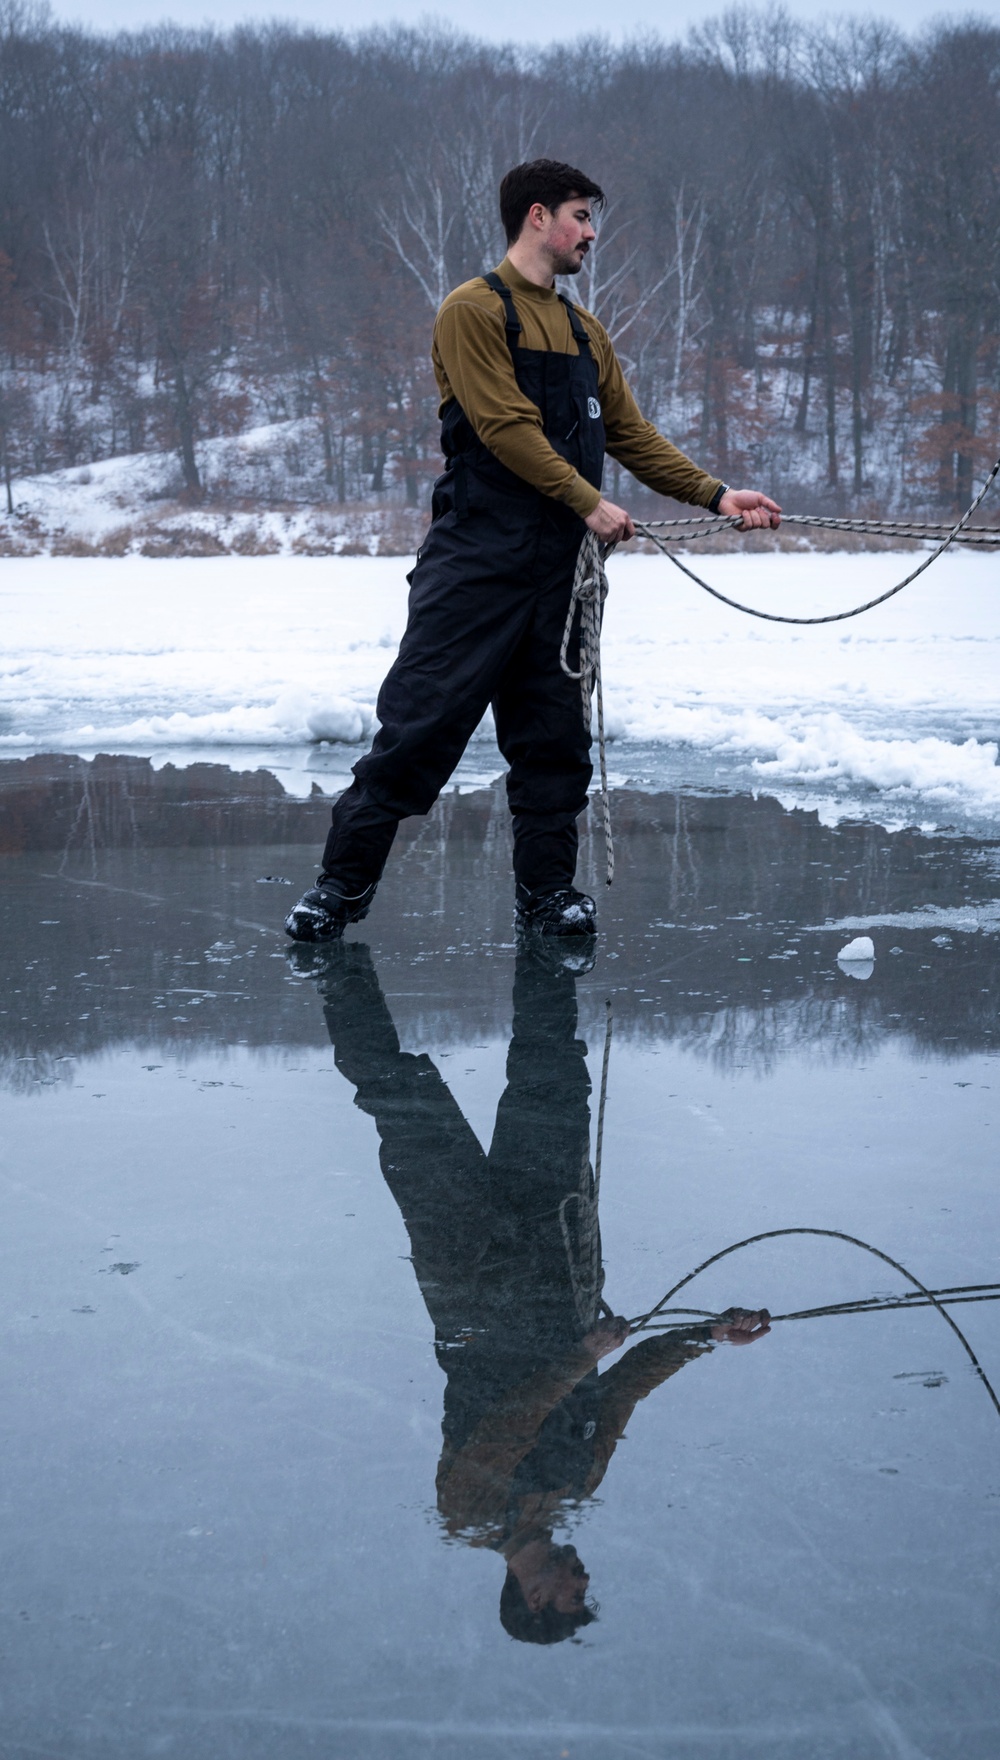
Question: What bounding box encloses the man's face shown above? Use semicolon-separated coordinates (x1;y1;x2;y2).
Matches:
539;195;596;277
528;1543;591;1614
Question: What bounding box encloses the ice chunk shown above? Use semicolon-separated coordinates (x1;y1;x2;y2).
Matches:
837;933;875;978
306;699;369;743
838;935;875;962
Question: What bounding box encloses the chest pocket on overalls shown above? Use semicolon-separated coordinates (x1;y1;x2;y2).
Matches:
543;354;582;447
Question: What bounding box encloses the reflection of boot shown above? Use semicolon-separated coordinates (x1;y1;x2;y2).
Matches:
303;941;405;1082
515;934;597;977
286;941;347;981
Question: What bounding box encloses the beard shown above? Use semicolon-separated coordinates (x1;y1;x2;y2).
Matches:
550;245;588;277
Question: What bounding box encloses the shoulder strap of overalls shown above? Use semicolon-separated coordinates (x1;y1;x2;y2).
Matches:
557;292;593;354
482;271;521;362
482;271;594;359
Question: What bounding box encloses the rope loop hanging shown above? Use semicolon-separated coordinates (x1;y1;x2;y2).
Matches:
633;449;1000;627
567;453;1000;886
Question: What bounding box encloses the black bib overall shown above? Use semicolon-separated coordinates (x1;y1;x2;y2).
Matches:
320;273;606;900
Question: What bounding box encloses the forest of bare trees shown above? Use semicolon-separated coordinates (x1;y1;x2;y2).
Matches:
1;1;998;523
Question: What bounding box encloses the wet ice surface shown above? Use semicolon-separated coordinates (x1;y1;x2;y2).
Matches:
2;756;999;1759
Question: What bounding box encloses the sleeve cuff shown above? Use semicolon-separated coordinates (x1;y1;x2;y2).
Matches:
563;477;602;518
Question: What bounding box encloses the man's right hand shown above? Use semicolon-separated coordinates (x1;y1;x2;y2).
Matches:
584;498;635;544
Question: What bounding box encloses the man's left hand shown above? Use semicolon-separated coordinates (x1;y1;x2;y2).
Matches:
582;1316;630;1360
718;489;782;530
710;1307;771;1344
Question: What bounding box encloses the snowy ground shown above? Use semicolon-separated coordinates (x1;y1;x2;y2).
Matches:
1;549;998;834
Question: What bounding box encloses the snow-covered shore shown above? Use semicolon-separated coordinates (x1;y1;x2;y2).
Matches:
1;550;998;833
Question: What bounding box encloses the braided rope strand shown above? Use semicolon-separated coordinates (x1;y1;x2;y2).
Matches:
636;514;1000;545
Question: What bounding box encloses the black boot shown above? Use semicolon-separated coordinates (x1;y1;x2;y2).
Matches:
514;883;597;938
284;877;377;943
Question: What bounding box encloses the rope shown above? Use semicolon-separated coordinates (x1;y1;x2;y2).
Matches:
634;514;1000;546
625;1225;1000;1422
563;454;1000;886
632;452;1000;627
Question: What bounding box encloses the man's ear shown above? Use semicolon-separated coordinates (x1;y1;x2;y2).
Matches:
526;1583;545;1612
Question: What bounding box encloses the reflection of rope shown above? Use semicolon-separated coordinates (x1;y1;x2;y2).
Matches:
636;1284;1000;1323
594;997;612;1197
627;1226;1000;1421
559;999;614;1332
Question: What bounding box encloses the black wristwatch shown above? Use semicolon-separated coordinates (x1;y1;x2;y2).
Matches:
708;483;730;514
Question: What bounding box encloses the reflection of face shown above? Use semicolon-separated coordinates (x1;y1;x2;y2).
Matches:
531;1543;590;1613
539;196;596;277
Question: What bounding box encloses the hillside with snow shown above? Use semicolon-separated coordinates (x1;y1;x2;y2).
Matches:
0;423;430;559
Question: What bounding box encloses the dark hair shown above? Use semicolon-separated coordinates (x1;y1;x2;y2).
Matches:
499;1569;598;1646
499;159;606;247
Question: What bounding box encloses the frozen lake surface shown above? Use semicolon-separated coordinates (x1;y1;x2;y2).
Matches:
1;756;998;1758
2;549;1000;833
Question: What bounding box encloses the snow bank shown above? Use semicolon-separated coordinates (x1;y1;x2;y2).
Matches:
1;550;998;831
0;690;374;750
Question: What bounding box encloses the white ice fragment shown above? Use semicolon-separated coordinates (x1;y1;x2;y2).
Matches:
306;699;369;743
838;935;875;962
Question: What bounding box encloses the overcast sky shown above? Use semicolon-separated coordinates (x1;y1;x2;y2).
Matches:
50;0;1000;42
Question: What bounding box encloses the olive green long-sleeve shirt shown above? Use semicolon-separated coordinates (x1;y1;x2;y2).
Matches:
432;256;723;520
436;1330;711;1552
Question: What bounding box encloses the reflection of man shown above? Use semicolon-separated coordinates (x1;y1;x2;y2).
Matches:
310;944;768;1644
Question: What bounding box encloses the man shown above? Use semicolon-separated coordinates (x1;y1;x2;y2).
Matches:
285;159;780;944
306;940;769;1643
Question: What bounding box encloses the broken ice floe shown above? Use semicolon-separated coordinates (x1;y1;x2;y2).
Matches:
837;935;875;979
838;935;875;961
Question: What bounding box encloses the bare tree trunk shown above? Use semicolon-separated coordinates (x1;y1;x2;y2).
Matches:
795;278;818;433
170;356;202;496
822;272;839;491
955;324;977;512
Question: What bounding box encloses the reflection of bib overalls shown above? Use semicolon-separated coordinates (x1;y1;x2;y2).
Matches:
317;943;605;1533
320;273;607;899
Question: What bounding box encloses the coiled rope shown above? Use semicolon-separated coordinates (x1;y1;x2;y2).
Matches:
561;455;1000;883
560;532;614;884
625;1225;1000;1422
